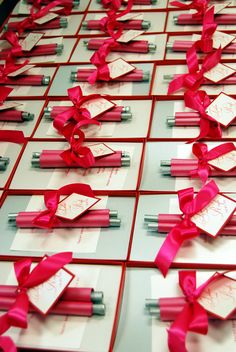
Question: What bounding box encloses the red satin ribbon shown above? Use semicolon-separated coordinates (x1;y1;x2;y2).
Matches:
101;0;122;11
184;90;222;142
0;252;72;351
18;0;69;34
2;32;23;59
0;86;13;104
30;0;72;15
33;183;96;228
194;7;217;53
0;58;29;83
168;47;222;94
0;130;25;143
168;270;236;352
53;86;102;134
170;0;209;18
154;180;219;277
167;271;209;352
190;142;236;183
60;118;100;167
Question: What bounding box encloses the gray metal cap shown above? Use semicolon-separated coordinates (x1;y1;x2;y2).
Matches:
121;112;132;121
145;299;160;308
148;43;156;52
82;21;88;29
31;159;40;167
161;166;171;175
0;157;10;164
109;218;121;227
70;71;78;81
44;107;52;119
42;76;50;85
73;0;80;7
121;156;131;166
147;223;158;231
163;74;174;81
160;160;171;166
0;161;8;171
166;42;173;50
144;214;158;222
91;291;103;303
142;20;151;29
22;112;34;121
60;18;68;28
93;303;106;315
109;210;118;218
56;43;64;55
142;71;150;81
32;152;41;159
122;106;131;113
167;118;175;126
173;15;179;24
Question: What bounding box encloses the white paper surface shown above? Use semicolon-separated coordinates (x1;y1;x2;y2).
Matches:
151;271;236;352
11;196;108;253
47;143;136;190
4;265;100;351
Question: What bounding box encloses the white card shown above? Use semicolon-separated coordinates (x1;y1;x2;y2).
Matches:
191;194;236;237
208;150;236;172
7;64;35;77
34;12;59;25
108;58;135;79
198;273;236;319
211;3;231;14
89;143;115;158
20;32;44;51
117;12;143;22
204;63;235;83
0;101;22;111
206;93;236;127
27;265;74;315
117;30;145;43
212;31;236;49
55;193;100;220
81;97;115;119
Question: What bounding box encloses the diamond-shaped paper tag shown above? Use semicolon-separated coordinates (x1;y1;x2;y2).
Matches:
192;31;235;50
190;193;236;237
81;97;115;119
20;32;44;51
0;101;23;111
206;93;236;127
204;63;235;83
117;30;145;43
34;12;59;25
27;260;74;315
209;2;231;14
7;64;35;77
89;143;115;158
208;150;236;172
198;272;236;319
55;193;100;221
108;58;135;79
117;13;143;22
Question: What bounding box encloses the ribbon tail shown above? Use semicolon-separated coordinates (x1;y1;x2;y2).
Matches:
0;336;17;352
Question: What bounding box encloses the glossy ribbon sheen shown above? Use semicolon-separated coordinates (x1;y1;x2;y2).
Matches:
0;252;72;351
190;142;236;183
0;58;29;83
194;7;217;53
33;183;96;228
168;47;222;94
168;270;236;352
53;86;102;134
184;90;222;143
0;130;25;143
3;31;23;59
154;180;219;276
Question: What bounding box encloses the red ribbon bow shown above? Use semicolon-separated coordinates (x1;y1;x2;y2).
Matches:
30;0;72;15
194;6;217;53
184;90;222;143
168;46;222;94
168;271;209;352
33;183;95;228
0;58;29;83
0;252;72;351
18;0;69;34
53;86;102;134
155;180;219;276
170;0;209;18
190;142;236;183
2;31;23;59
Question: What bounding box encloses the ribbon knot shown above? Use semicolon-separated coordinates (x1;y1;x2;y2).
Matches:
190;142;236;183
155;180;219;276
